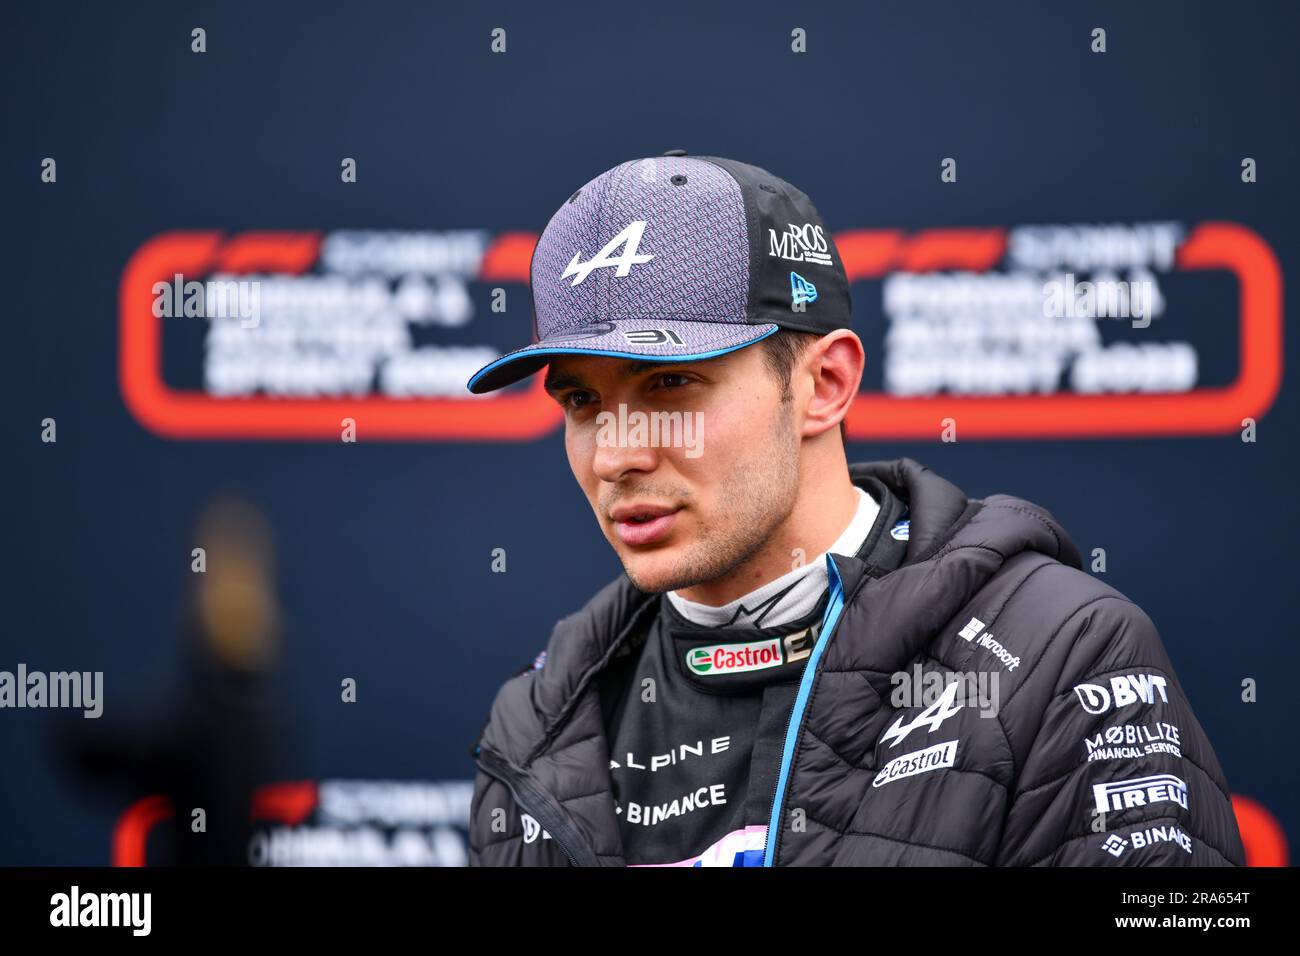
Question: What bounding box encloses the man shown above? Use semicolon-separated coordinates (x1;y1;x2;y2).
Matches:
463;152;1245;866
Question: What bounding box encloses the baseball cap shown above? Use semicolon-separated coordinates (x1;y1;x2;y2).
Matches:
465;151;852;394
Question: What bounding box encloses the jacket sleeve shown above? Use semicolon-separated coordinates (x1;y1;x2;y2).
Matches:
996;595;1245;866
467;766;514;866
466;767;496;866
468;763;576;866
467;664;575;867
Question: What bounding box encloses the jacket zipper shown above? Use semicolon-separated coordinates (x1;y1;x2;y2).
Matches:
475;745;596;867
762;555;849;866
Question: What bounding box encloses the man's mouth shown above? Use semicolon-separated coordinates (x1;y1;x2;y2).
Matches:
610;505;680;546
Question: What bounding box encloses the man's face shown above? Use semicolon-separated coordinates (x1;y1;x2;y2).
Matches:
544;343;802;594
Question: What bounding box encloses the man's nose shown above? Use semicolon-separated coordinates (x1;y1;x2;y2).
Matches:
590;407;662;483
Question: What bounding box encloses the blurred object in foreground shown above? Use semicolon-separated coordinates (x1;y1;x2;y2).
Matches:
62;496;284;864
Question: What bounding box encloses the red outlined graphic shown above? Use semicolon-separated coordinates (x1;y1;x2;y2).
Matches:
251;780;319;827
841;223;1282;439
119;223;1281;441
112;781;320;867
118;231;558;440
111;794;173;868
1233;793;1290;867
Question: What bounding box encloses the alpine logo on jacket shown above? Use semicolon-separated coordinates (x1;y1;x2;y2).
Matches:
880;679;963;748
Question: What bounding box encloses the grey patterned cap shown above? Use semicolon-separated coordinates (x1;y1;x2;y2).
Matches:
466;151;852;394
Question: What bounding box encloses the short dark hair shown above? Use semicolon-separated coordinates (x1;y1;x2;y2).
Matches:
758;329;848;445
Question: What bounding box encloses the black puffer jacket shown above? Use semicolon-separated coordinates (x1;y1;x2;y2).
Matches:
468;459;1245;866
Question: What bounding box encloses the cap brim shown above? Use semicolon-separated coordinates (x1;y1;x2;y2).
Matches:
465;320;780;394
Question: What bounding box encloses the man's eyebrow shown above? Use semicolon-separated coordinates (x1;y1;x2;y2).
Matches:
624;360;679;375
543;370;586;395
544;359;696;395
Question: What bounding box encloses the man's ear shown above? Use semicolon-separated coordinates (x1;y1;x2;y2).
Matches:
801;330;864;440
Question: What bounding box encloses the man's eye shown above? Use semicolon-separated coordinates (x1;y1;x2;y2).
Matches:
563;391;596;410
655;372;692;389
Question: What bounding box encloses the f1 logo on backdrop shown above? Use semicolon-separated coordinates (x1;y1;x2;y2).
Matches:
118;230;559;440
117;222;1281;440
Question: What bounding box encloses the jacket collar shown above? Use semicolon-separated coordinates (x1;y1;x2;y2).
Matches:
514;458;973;757
477;457;1083;864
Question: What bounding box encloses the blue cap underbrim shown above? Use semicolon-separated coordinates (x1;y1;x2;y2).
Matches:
465;321;779;394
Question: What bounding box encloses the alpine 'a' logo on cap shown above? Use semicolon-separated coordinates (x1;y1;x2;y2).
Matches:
562;220;655;286
687;638;783;676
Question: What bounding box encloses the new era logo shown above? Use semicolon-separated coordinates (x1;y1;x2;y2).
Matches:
790;272;818;306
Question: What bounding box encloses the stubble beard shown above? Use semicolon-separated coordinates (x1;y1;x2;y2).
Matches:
620;400;802;595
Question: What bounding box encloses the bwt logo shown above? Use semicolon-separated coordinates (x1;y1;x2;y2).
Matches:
1073;673;1169;715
